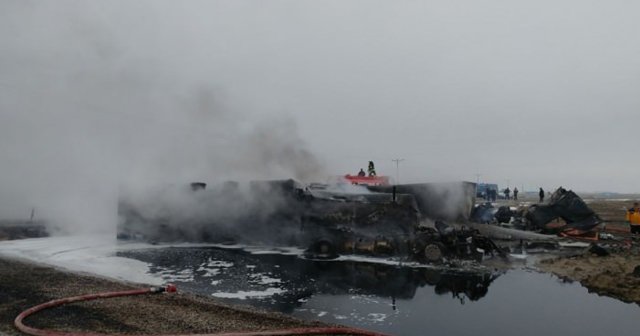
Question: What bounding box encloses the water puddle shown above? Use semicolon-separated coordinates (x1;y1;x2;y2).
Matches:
118;247;640;336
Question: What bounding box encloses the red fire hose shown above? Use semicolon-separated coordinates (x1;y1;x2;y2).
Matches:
14;285;389;336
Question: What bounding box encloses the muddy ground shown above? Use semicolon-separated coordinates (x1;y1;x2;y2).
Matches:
0;257;342;336
546;199;640;306
537;250;640;305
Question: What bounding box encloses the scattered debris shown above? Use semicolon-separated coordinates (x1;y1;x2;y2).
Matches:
471;187;602;238
587;244;610;257
470;202;495;223
494;206;514;224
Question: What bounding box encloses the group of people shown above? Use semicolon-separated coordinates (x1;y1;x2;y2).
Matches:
357;161;377;177
505;187;547;202
484;186;546;203
502;187;519;200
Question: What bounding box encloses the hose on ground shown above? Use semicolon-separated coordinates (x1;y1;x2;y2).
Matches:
15;284;389;336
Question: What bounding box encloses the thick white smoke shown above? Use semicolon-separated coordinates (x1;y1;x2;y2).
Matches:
0;2;325;234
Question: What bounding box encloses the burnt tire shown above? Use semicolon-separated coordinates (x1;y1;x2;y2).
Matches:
306;240;339;260
423;243;445;263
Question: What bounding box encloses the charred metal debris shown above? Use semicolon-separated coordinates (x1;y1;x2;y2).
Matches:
471;187;602;237
0;220;49;240
118;180;506;263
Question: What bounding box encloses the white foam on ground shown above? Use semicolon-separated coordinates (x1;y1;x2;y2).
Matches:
195;257;234;279
154;266;195;283
198;268;221;277
211;288;285;299
509;253;528;260
250;273;281;285
0;235;165;285
334;255;414;266
0;236;290;300
558;241;590;248
245;246;306;256
0;236;269;286
367;313;388;323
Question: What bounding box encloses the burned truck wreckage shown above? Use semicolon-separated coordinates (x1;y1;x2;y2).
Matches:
118;180;505;263
471;187;602;236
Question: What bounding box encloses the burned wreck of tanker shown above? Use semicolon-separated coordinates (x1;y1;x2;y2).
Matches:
118;179;504;263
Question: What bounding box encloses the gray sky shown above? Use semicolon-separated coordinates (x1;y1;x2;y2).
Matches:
1;1;639;228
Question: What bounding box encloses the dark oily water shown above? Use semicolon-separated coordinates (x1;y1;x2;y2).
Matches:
118;247;640;336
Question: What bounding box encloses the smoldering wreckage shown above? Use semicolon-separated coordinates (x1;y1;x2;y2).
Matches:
5;174;635;336
118;179;499;263
117;176;608;263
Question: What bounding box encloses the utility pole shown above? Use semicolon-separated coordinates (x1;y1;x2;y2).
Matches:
392;158;405;184
475;173;481;196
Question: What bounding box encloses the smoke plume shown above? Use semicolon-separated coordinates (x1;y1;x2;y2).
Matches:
0;1;325;234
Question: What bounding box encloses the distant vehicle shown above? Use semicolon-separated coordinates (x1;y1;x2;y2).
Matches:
343;174;390;186
476;183;499;199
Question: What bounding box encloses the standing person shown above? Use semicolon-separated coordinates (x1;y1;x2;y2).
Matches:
504;188;510;200
539;188;545;203
368;161;376;176
513;187;519;200
626;202;640;235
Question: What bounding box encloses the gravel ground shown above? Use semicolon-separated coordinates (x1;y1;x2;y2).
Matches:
0;257;341;336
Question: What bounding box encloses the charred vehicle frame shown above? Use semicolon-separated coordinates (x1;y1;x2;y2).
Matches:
118;179;505;263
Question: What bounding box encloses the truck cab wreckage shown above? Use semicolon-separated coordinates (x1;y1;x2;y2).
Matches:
118;179;506;263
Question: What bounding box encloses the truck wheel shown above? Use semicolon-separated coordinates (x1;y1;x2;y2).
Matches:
306;240;339;260
318;241;333;255
423;243;444;263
